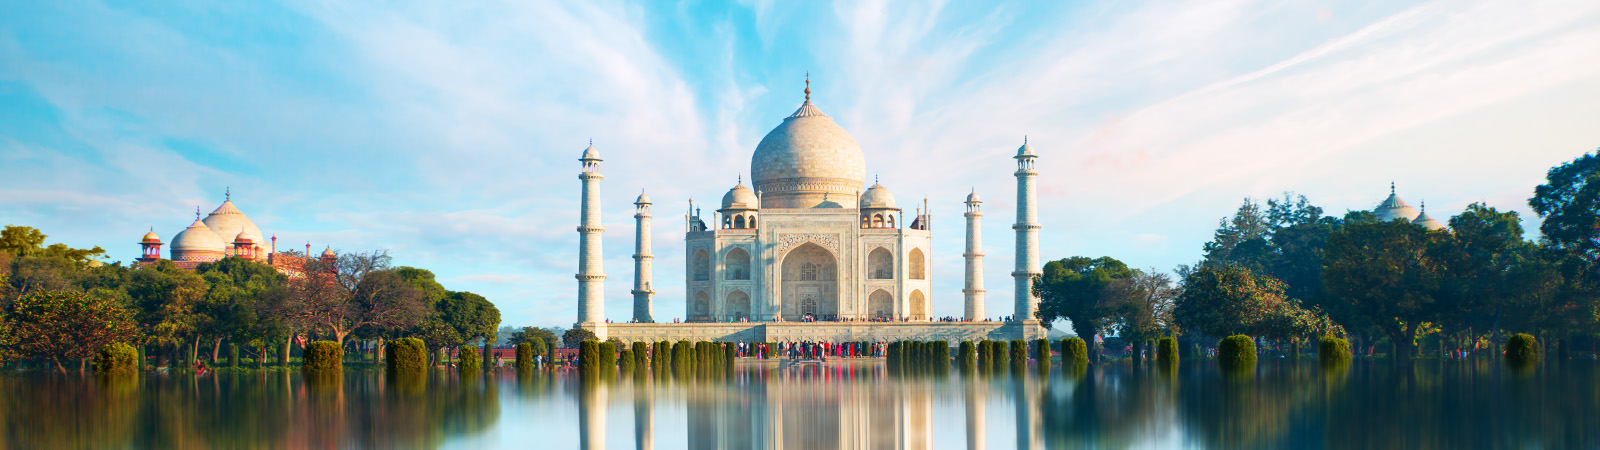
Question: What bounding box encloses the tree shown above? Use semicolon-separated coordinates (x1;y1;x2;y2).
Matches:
563;327;597;348
125;260;208;365
1529;149;1600;266
1173;264;1286;337
9;290;140;373
509;326;558;351
195;257;288;363
1201;199;1272;272
0;226;47;257
415;290;500;360
283;252;427;346
1323;219;1458;364
1446;203;1537;347
1034;256;1135;361
1103;269;1178;342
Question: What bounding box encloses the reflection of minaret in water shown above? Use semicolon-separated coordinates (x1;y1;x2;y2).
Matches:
580;382;608;450
1014;375;1043;450
634;377;653;450
966;377;986;450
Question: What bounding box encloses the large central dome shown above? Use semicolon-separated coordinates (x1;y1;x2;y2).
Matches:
750;90;866;209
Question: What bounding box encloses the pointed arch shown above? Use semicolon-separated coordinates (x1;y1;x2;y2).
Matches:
693;290;710;320
726;290;751;321
780;242;838;321
909;248;926;280
868;289;894;320
909;290;926;320
725;247;751;280
868;247;893;279
693;250;710;281
734;215;746;229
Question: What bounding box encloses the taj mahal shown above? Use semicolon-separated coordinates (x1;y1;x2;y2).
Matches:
574;78;1048;343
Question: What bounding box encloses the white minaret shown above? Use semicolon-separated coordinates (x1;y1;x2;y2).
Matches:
1012;137;1041;323
577;141;606;325
963;189;986;321
631;191;655;323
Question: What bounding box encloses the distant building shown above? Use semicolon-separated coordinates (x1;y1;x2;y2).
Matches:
136;190;332;272
1373;182;1446;231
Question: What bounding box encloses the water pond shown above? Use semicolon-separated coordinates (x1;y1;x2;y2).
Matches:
3;358;1596;449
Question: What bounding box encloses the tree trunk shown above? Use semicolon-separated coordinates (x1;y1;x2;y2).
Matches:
191;337;200;367
211;338;223;364
334;329;348;347
51;356;65;374
376;337;386;365
79;357;88;374
283;335;293;367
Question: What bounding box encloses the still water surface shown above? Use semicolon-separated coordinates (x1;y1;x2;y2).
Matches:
3;359;1596;449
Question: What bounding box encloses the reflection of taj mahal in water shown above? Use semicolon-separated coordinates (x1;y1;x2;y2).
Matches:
576;77;1046;342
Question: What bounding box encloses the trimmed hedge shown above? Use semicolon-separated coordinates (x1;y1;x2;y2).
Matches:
633;342;649;370
1157;337;1179;366
93;342;139;375
1061;338;1088;366
578;340;600;376
1009;340;1027;369
1033;339;1051;368
619;348;635;372
387;338;428;376
959;341;977;370
516;342;534;372
1319;336;1352;366
458;345;481;374
1505;333;1540;366
598;342;617;373
303;341;343;377
993;341;1010;371
1218;335;1257;369
229;343;239;368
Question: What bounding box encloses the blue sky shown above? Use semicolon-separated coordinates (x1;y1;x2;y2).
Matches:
3;0;1599;328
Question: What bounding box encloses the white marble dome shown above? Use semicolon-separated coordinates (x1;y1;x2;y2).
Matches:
1374;185;1420;223
721;182;758;210
203;200;265;249
750;98;867;209
1413;211;1446;231
171;218;226;258
860;183;897;209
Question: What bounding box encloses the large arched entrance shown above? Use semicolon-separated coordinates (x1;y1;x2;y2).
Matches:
726;290;751;321
780;242;837;321
909;290;926;321
868;289;893;320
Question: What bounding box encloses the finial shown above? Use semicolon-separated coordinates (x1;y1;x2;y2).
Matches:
225;187;231;201
1421;201;1426;213
1024;135;1028;144
804;72;810;102
737;173;742;185
874;172;879;184
1390;181;1396;195
195;206;201;220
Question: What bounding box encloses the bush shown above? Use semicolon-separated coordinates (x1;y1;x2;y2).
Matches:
1033;339;1051;368
1319;336;1352;366
1157;337;1179;366
1505;333;1540;366
633;342;649;370
457;345;481;374
619;348;635;372
1061;338;1088;366
1009;340;1027;369
387;338;428;376
1218;335;1257;369
229;343;239;368
303;341;343;377
722;343;735;370
598;342;617;372
993;341;1010;371
578;340;600;376
93;342;139;375
976;340;992;370
958;341;977;370
933;340;951;372
516;342;534;372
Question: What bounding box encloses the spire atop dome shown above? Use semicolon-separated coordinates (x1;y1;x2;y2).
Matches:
225;187;231;201
195;206;201;220
804;72;810;101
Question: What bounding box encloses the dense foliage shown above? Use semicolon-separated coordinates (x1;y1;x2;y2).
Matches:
958;341;976;370
302;341;343;377
578;340;599;376
386;337;427;375
1505;333;1540;366
1319;336;1352;366
1157;337;1178;366
93;342;138;375
1218;335;1257;369
515;342;533;372
1061;337;1089;366
457;345;480;374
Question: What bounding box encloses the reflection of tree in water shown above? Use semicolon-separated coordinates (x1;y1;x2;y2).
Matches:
0;370;501;448
1040;364;1177;449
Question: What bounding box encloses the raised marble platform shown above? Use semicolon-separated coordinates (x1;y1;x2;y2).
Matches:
581;321;1048;343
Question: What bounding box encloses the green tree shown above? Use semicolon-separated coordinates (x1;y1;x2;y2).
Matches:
563;327;598;348
124;261;208;366
1173;265;1284;337
1034;256;1134;361
10;290;140;373
1103;269;1178;344
1529;149;1600;266
1323;219;1458;364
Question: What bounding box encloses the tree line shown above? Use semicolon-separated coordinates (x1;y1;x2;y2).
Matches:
1037;149;1600;364
0;226;500;373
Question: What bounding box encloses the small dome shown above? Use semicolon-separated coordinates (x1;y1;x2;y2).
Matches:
721;183;759;210
965;190;981;203
580;141;600;161
860;183;897;209
635;191;651;204
142;230;161;243
234;230;257;244
321;247;336;258
171;219;226;252
1374;184;1420;223
1016;138;1035;157
1413;211;1446;231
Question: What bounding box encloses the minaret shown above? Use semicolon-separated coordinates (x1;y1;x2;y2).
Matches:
577;140;606;325
631;191;655;323
963;189;986;321
1012;137;1041;324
